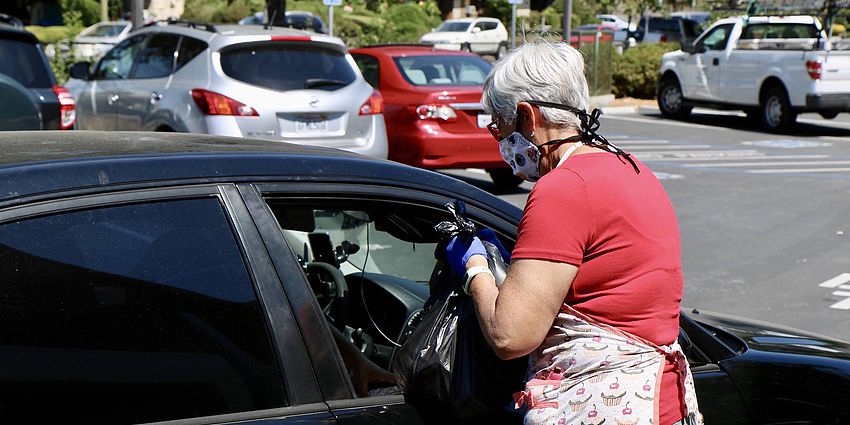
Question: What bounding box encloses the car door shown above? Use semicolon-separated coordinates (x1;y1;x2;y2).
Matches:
679;24;733;101
119;32;180;130
471;21;488;53
80;34;146;130
0;184;336;424
241;181;521;424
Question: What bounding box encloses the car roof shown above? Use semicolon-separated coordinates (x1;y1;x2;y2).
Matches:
0;24;38;43
351;44;480;57
135;22;343;47
0;132;522;223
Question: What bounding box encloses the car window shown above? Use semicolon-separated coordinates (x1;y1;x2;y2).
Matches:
741;23;819;39
94;34;145;80
394;54;491;86
483;21;499;31
697;24;733;50
79;23;129;37
0;198;287;423
130;33;179;79
353;53;380;88
437;21;471;32
175;35;208;71
0;37;52;88
220;42;356;91
474;22;486;31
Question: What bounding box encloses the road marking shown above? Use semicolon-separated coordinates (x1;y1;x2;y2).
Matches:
820;136;850;142
463;168;487;175
748;167;850;173
685;160;850;168
615;139;671;144
627;145;712;150
604;115;731;131
830;297;850;310
798;117;850;129
653;172;684;180
639;154;830;162
742;140;832;148
819;273;850;288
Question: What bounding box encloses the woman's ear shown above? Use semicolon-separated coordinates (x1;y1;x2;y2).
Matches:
516;102;537;138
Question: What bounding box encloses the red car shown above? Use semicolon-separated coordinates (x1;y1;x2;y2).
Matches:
350;45;520;190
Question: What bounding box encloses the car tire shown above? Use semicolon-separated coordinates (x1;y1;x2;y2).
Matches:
488;168;522;192
461;43;471;52
760;87;796;133
657;77;692;119
820;111;839;120
495;43;507;59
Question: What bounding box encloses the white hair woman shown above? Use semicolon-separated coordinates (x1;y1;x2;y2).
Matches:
445;40;703;425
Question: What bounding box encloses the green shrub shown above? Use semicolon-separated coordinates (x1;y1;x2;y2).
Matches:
63;0;100;26
612;42;679;99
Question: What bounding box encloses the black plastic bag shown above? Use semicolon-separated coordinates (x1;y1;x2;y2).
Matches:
392;201;526;422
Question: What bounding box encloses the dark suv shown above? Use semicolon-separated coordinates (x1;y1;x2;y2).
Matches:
0;14;76;130
632;16;702;47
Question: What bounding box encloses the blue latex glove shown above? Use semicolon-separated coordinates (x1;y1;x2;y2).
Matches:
479;228;511;263
445;235;486;276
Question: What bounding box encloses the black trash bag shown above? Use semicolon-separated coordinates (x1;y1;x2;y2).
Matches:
392;200;526;423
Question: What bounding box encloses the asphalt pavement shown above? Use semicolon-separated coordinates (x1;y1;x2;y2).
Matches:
444;107;850;342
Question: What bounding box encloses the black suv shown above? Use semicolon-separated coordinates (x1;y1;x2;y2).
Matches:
631;16;702;48
0;13;75;130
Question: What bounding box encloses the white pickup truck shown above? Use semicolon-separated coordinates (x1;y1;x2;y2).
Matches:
657;15;850;132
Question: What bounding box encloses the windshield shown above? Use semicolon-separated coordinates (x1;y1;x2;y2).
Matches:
0;38;52;88
394;55;492;86
437;21;471;32
80;23;128;37
220;43;355;91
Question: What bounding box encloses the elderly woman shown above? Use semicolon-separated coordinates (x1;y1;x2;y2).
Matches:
446;41;702;425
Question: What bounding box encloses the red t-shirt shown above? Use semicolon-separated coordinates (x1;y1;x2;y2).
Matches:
512;152;684;425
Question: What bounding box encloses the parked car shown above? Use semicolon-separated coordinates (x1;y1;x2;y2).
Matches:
0;19;76;130
71;20;132;61
1;130;850;424
351;45;519;190
238;10;328;34
596;13;636;32
632;15;702;47
658;15;850;132
69;20;387;158
419;18;508;58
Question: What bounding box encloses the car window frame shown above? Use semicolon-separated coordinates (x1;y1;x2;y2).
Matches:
695;23;734;51
92;33;147;80
352;52;380;89
128;32;181;80
0;184;326;419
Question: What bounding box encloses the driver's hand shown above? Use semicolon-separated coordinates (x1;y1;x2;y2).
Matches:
353;357;396;397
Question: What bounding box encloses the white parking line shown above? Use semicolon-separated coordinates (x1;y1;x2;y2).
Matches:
645;154;830;162
685;161;850;168
820;273;850;288
604;115;731;131
748;168;850;173
615;139;671;144
799;117;850;129
627;145;712;150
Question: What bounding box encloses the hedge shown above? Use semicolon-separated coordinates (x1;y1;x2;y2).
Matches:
612;42;680;99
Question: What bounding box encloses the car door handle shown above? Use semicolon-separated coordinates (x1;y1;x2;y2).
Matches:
713;58;719;66
150;92;163;104
108;94;119;105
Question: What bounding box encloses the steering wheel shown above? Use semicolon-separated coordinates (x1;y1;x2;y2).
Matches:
305;262;349;331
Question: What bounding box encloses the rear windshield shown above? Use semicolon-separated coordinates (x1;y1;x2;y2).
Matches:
0;38;52;88
220;43;356;91
394;55;491;86
437;22;471;32
80;23;129;37
741;23;819;39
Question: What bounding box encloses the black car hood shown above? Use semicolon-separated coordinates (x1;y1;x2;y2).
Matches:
689;309;850;360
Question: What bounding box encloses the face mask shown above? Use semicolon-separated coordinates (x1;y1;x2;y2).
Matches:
497;110;581;182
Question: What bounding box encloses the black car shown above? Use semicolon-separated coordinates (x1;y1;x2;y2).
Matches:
631;16;702;48
0;14;76;130
0;131;848;424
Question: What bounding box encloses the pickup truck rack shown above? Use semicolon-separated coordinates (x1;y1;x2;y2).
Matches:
712;0;849;29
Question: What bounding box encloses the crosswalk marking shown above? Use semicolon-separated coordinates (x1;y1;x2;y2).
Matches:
821;274;850;288
685;160;850;168
636;154;830;162
748;168;850;173
819;274;850;310
626;145;712;150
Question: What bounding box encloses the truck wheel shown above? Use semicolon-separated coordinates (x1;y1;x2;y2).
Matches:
658;77;692;119
495;43;507;59
487;168;522;192
461;43;472;52
760;87;796;133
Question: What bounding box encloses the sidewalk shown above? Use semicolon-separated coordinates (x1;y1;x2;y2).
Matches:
591;95;657;115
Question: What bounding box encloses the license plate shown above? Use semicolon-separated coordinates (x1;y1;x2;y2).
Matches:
477;114;491;129
295;120;329;133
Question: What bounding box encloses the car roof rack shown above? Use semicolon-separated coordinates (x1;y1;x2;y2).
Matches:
143;17;217;33
0;13;25;29
359;43;437;49
711;0;850;28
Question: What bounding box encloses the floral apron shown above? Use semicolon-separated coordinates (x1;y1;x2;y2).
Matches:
513;304;703;425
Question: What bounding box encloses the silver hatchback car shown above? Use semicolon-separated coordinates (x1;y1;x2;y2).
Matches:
70;21;387;158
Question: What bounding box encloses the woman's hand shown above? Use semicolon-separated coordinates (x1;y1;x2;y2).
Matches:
445;235;487;275
352;356;396;397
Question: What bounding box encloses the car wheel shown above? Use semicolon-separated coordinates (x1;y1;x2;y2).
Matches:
488;168;522;192
657;77;692;119
760;87;796;133
495;43;507;59
820;111;839;120
461;43;471;52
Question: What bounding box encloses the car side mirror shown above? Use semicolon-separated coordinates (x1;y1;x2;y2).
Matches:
431;27;436;32
680;41;694;53
472;27;481;33
69;62;91;81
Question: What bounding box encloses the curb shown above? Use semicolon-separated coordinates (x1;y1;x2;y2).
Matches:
600;105;640;115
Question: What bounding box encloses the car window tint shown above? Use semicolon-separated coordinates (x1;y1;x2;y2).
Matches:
394;54;491;86
0;198;287;423
175;35;208;71
484;21;498;31
437;21;471;32
130;33;179;79
353;53;380;88
220;42;356;91
94;34;145;80
742;23;819;39
0;38;52;88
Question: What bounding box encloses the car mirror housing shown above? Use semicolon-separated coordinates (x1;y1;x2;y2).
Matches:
472;27;481;33
69;62;91;81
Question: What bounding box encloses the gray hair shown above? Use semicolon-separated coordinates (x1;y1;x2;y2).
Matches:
482;39;590;131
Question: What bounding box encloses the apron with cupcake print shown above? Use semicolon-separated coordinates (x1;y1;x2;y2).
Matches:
513;304;703;425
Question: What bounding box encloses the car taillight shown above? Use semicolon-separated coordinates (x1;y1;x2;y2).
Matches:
191;88;259;116
806;60;822;80
359;91;384;115
52;85;76;130
415;104;457;122
660;35;668;43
